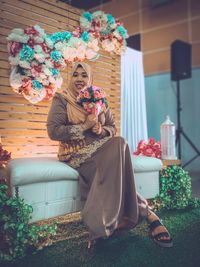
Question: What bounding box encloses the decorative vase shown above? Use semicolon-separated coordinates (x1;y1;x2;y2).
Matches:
160;115;177;160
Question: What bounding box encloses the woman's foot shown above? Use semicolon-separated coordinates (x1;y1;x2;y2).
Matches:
147;210;173;248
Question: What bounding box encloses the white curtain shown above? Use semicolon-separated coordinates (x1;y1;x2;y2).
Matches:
120;47;148;152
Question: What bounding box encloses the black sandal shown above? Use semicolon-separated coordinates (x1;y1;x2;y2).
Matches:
149;219;173;248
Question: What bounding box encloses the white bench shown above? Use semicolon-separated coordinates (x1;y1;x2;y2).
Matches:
7;155;163;223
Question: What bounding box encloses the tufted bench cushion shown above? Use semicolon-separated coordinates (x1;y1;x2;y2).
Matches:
7;155;163;222
7;157;79;187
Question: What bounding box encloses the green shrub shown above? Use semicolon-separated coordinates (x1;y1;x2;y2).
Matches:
155;165;200;210
0;183;57;261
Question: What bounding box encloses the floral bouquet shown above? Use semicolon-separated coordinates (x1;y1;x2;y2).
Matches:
134;138;161;159
77;85;108;116
0;144;11;168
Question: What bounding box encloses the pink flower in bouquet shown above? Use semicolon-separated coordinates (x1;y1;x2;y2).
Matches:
134;138;161;159
77;85;108;116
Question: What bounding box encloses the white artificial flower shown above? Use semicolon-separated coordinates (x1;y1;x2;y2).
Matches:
49;76;56;84
77;45;87;60
88;39;99;52
34;36;44;43
7;33;29;43
55;42;65;51
80;17;91;30
34;25;46;38
55;76;63;88
43;67;51;76
34;53;46;63
23;89;46;104
9;66;22;91
101;39;115;52
63;47;76;61
34;45;43;53
8;55;20;66
11;28;24;35
45;60;54;68
45;38;54;49
85;49;98;60
19;60;31;69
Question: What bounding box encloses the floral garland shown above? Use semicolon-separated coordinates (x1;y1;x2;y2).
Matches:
7;11;128;104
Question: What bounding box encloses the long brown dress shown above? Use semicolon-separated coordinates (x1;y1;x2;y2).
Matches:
47;93;148;241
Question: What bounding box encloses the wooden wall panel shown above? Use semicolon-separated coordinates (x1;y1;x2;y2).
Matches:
0;0;121;158
191;0;200;17
121;12;140;36
142;22;189;52
141;0;188;31
191;18;200;42
144;49;170;74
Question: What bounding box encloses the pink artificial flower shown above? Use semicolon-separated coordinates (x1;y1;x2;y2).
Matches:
83;91;90;98
148;137;155;145
27;38;35;48
31;65;42;77
21;78;32;94
41;42;51;53
94;91;101;98
24;26;39;36
72;27;82;38
134;138;161;158
9;42;21;56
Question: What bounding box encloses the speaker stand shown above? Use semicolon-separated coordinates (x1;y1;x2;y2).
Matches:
176;80;200;168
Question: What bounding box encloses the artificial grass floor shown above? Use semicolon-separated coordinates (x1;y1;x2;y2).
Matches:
1;207;200;267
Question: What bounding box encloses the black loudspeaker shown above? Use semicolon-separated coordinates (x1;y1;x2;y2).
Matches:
171;40;192;81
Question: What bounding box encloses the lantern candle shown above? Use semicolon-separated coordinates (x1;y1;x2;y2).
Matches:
160;115;177;160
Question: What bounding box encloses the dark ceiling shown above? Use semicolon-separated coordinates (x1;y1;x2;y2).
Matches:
60;0;111;10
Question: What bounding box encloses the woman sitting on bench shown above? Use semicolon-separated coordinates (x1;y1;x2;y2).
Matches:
47;62;173;248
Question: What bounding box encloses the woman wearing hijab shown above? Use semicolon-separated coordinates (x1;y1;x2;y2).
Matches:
47;62;173;248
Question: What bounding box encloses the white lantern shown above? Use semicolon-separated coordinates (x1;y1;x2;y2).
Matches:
160;115;177;160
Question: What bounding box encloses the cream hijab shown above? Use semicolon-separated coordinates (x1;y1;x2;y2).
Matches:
62;62;93;124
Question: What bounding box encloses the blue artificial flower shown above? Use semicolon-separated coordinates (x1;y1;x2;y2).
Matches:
20;45;34;61
50;51;62;62
117;26;128;38
51;68;59;76
49;31;72;43
32;80;43;90
81;31;89;42
82;11;92;22
107;14;115;25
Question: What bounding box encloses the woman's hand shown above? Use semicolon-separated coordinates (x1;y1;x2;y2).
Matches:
82;114;98;131
91;122;103;135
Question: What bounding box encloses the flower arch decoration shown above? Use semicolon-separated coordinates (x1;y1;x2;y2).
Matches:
7;11;128;104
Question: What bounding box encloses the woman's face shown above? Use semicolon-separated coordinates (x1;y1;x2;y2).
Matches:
71;66;89;95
